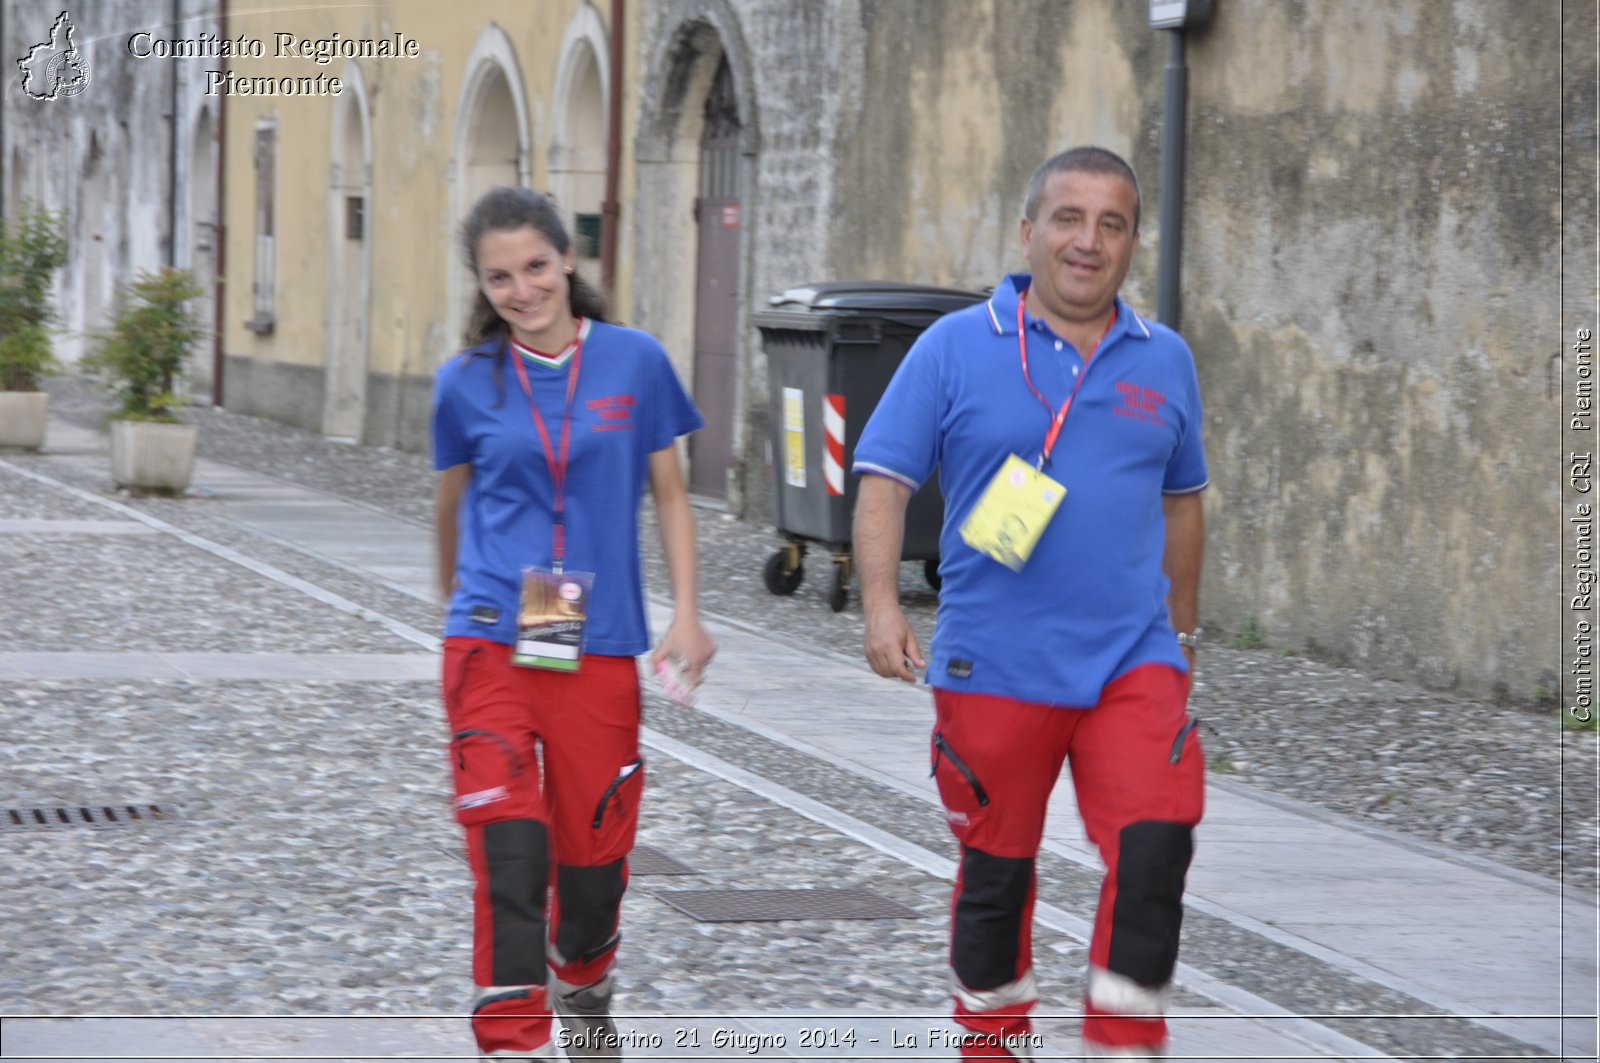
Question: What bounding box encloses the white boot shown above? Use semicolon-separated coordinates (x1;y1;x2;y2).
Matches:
551;973;621;1061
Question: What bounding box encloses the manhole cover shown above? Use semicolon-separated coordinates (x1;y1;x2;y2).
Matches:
441;843;697;876
1;803;178;832
652;887;920;923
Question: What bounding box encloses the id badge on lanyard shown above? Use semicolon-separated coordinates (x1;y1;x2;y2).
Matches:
959;455;1067;572
509;329;596;670
514;567;593;670
957;293;1108;572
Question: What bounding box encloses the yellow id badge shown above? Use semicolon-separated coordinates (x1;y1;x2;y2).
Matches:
513;568;593;671
958;454;1067;572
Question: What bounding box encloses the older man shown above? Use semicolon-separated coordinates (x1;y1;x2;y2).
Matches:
853;146;1208;1060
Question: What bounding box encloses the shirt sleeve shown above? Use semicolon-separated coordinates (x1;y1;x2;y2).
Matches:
431;357;472;471
851;327;945;491
1162;347;1208;494
647;340;705;452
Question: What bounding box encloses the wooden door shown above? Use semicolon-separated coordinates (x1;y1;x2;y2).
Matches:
689;57;741;500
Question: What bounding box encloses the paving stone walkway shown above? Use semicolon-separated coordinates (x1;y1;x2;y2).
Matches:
1;398;1594;1062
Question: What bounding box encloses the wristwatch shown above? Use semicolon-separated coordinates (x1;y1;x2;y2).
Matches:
1175;628;1204;649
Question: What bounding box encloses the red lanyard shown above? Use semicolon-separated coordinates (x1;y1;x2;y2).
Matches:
1016;292;1114;469
510;324;585;572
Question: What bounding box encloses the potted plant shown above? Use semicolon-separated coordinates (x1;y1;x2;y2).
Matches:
0;204;68;450
84;267;207;493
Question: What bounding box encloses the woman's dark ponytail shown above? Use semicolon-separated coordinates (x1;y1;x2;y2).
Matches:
568;271;608;325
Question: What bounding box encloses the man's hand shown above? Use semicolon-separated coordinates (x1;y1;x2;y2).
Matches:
853;474;922;683
864;605;925;683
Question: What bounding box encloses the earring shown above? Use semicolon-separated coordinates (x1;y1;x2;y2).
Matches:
565;266;574;275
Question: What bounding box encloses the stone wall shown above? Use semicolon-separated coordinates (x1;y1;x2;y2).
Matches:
2;0;221;390
762;0;1578;697
1176;1;1575;696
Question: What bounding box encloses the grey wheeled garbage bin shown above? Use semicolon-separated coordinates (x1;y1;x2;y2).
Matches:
752;281;986;611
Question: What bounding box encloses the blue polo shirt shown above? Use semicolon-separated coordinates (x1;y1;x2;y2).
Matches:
431;321;703;655
853;273;1207;707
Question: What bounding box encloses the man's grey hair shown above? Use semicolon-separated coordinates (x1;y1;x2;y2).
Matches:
1023;146;1143;232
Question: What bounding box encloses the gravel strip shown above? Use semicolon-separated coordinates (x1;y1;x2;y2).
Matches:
0;466;113;519
5;451;445;640
0;527;404;655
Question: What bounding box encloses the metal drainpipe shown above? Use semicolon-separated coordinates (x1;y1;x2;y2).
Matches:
600;0;624;301
211;0;227;406
1155;28;1188;332
166;0;179;268
1;2;8;219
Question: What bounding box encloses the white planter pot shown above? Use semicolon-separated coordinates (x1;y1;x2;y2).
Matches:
0;391;48;450
110;420;198;493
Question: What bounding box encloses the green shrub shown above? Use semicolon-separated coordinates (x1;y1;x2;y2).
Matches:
0;204;68;390
0;321;55;391
84;267;207;422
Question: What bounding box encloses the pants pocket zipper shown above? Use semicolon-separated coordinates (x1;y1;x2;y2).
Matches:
932;732;990;807
1170;717;1201;765
592;758;643;829
453;728;522;776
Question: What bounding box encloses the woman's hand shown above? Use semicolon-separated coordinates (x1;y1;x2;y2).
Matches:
651;615;717;686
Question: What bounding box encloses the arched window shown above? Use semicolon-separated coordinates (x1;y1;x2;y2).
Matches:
550;6;611;278
447;26;533;354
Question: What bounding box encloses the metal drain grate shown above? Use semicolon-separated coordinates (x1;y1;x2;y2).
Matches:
629;844;697;876
1;803;178;832
441;843;698;876
652;887;920;923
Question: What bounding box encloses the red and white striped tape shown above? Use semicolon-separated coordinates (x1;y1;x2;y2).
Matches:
823;393;846;496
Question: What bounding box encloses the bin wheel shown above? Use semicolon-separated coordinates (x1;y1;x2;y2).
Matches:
763;549;804;595
828;561;850;613
924;558;943;591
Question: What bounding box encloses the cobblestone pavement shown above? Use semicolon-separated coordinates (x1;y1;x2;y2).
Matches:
2;380;1589;1063
45;379;1598;891
8;675;1067;1019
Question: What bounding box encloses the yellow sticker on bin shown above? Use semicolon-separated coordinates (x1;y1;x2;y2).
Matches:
783;387;806;489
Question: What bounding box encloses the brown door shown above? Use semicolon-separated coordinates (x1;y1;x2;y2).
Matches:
689;57;741;500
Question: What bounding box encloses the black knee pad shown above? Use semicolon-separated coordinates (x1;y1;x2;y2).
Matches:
1108;820;1194;986
555;857;627;966
952;847;1035;991
483;818;549;986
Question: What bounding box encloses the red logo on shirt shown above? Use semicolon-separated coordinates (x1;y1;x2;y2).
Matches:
1113;380;1167;427
587;394;637;431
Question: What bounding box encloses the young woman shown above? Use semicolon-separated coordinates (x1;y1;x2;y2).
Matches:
432;186;715;1060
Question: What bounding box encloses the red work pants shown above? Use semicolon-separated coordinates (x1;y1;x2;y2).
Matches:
931;663;1204;1057
442;637;644;1058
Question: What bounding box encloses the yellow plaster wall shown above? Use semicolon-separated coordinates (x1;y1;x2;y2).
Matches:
222;0;625;416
